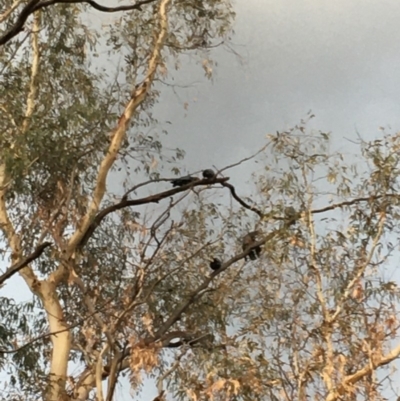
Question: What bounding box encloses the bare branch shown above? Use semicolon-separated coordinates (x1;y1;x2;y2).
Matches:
312;193;400;214
221;181;263;217
217;141;271;175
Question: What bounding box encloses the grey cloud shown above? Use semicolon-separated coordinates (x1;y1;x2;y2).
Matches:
152;0;400;173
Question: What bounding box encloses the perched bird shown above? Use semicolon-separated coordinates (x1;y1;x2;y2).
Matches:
209;258;222;271
202;169;215;179
170;176;198;187
242;231;262;261
284;206;298;226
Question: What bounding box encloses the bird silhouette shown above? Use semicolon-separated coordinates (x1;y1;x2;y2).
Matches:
202;169;215;179
170;176;198;187
209;258;222;270
284;206;298;226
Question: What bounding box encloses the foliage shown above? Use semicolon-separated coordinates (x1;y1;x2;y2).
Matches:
1;2;400;401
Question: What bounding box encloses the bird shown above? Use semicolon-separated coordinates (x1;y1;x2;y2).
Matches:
170;176;198;187
209;258;222;271
242;231;262;261
284;206;298;226
202;169;215;179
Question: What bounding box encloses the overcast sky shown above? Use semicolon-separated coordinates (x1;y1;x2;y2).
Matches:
154;0;400;180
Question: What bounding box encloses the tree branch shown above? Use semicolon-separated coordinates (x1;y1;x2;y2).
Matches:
325;341;400;401
160;331;213;348
0;241;51;285
0;0;158;46
77;176;229;248
221;181;263;217
0;7;43;290
312;193;400;214
345;341;400;385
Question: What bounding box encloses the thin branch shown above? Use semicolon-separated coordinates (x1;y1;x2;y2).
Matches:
0;30;29;76
114;239;216;331
157;357;184;393
69;264;115;348
217;141;271;175
160;331;212;348
144;193;188;254
221;181;263;217
330;212;386;323
77;177;229;248
0;0;40;46
122;177;181;199
346;341;400;385
0;242;51;285
312;193;400;214
0;0;158;46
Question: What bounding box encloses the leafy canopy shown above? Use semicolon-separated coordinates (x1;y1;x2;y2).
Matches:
1;2;400;401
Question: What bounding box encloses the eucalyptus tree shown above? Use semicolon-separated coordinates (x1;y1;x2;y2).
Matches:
2;2;400;401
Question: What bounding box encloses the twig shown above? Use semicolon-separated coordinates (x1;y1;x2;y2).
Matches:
217;141;271;175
